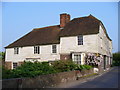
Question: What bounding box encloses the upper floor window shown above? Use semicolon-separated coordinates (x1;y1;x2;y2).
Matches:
52;45;57;53
34;46;40;54
78;35;83;45
14;47;19;54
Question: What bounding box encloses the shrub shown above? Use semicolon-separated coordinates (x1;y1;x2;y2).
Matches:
112;53;120;66
2;60;93;79
51;60;77;72
2;66;13;79
75;65;92;70
83;65;92;70
3;61;57;79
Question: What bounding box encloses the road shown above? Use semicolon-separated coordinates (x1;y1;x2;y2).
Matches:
56;66;119;88
69;66;119;88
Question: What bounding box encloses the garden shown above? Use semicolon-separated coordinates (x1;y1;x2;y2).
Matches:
2;60;92;79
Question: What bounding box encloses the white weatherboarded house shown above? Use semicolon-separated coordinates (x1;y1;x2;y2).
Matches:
5;13;112;71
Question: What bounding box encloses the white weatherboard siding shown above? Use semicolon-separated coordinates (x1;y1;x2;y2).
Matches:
97;24;112;56
60;34;98;54
60;35;98;65
5;25;112;69
5;44;60;62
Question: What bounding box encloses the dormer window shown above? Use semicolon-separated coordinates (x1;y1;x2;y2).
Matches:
14;47;19;54
78;35;83;45
34;46;40;54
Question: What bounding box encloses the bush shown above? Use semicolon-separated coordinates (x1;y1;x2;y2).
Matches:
2;60;93;79
51;60;77;72
75;65;92;70
112;53;120;66
2;66;13;79
2;61;57;79
83;65;92;70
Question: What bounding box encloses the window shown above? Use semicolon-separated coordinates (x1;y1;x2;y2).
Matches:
13;62;18;69
73;54;81;64
52;45;57;53
100;38;103;48
14;47;19;54
78;35;83;45
34;46;40;54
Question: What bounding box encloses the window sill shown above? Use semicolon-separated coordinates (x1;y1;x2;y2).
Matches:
51;53;58;55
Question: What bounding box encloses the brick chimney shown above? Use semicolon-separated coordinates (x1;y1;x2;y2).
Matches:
60;13;70;28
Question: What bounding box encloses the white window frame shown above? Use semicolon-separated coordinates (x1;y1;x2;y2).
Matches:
78;35;83;45
72;53;81;64
34;46;40;54
12;62;18;69
52;45;57;54
14;47;19;54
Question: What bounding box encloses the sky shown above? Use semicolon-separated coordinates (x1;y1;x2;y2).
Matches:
1;2;118;53
118;1;120;52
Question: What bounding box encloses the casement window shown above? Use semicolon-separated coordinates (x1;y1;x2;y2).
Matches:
14;47;19;54
73;54;81;64
34;46;40;54
78;35;83;45
13;62;18;69
52;45;57;53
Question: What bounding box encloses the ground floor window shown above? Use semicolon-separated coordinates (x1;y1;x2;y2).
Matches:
13;62;18;69
72;53;81;64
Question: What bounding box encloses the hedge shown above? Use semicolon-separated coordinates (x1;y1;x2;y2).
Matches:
112;53;120;66
2;60;93;79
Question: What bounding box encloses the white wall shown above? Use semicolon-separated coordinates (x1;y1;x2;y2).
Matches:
97;24;112;56
60;34;98;54
5;24;112;64
5;44;60;62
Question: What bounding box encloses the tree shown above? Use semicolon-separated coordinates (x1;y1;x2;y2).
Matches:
0;52;5;66
112;52;120;66
0;52;5;60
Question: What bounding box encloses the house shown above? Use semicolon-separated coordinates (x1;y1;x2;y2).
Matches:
5;13;112;71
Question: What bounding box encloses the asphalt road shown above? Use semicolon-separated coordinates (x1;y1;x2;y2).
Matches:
69;66;119;88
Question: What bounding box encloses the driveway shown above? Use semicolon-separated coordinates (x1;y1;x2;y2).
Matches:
57;66;119;88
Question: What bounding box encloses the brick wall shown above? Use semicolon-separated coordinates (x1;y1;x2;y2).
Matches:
18;62;24;66
5;62;12;69
60;54;71;60
2;69;94;88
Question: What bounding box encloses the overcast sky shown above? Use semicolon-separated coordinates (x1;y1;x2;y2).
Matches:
2;2;118;53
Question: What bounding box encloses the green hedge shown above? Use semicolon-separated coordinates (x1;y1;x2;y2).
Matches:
2;61;57;79
51;60;78;72
75;65;92;70
2;60;93;79
112;53;120;66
